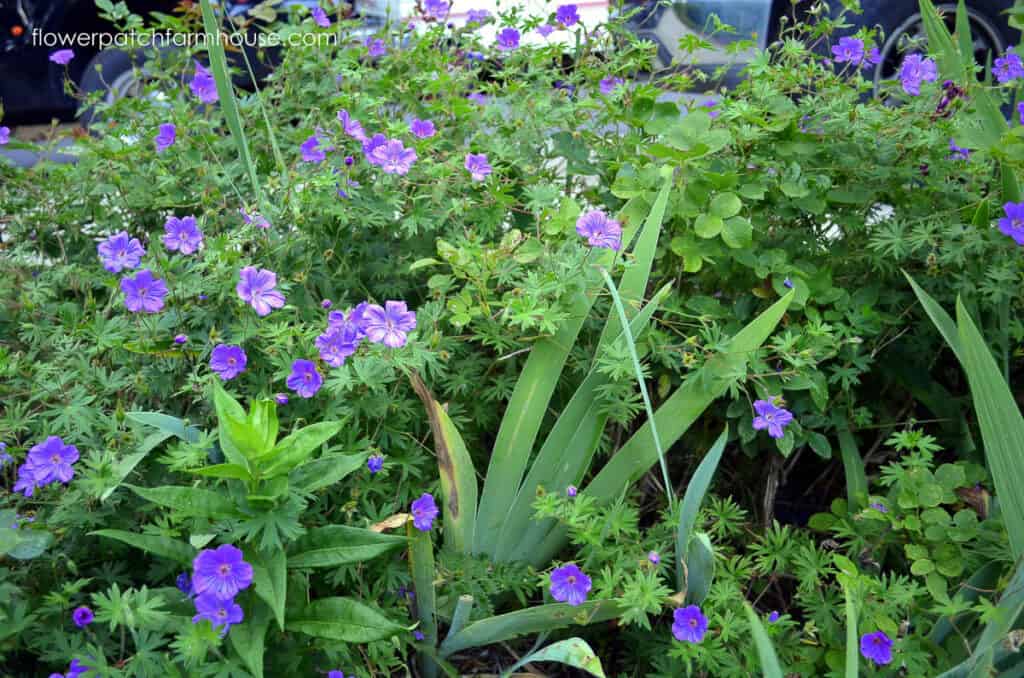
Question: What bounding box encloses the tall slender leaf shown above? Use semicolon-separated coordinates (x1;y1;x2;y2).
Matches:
251;549;287;631
287;598;406;642
287;526;406;568
90;530;196;565
684;533;715;605
229;600;270;678
743;603;784;678
409;525;439;678
845;586;858;678
676;431;727;591
836;425;868;511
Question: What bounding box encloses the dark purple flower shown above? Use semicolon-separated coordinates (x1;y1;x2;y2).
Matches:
319;299;332;310
121;269;168;314
337;109;368;142
26;436;79;486
1018;101;1024;126
328;671;345;678
362;301;417;348
316;326;360;367
287;359;323;398
301;135;326;163
192;544;253;601
575;210;622;251
899;54;937;96
0;127;9;145
275;393;289;405
411;493;439;531
466;9;491;24
860;631;893;665
768;610;780;623
549;563;591;606
154;123;176;153
566;485;577;497
752;399;794;439
994;51;1024;83
410;118;436;138
423;0;450;20
189;61;219;104
176;573;193;595
210;344;247;381
174;334;188;345
831;36;864;64
162;215;203;254
647;551;660;565
949;138;970;161
371;139;417;175
870;501;888;513
496;27;520;50
783;277;794;289
66;659;89;678
537;23;555;37
363;133;388;165
368;454;384;474
311;6;330;27
464;153;492;181
97;231;145;273
192;593;244;637
672;605;708;643
599;75;624;95
365;37;387;57
556;4;579;27
237;266;286;316
999;202;1024;246
72;606;94;628
49;49;74;65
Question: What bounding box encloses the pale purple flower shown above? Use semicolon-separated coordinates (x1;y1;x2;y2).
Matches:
25;436;79;487
466;9;491;24
599;76;624;95
154;123;176;153
301;135;326;163
423;0;450;20
647;551;660;565
672;605;708;643
949;138;970;161
496;27;520;50
365;37;387;57
13;463;38;497
236;266;286;316
363;133;387;165
860;631;893;665
999;202;1024;246
162;215;203;254
831;36;864;64
121;269;168;314
870;501;888;513
316;326;360;367
864;46;882;66
411;493;439;531
556;4;579;27
362;301;417;348
0;127;9;145
286;359;323;398
275;393;289;405
467;91;489;105
49;49;74;65
311;6;330;27
464;153;492;181
72;606;94;628
899;54;937;96
192;593;244;637
537;23;555;37
328;302;370;338
240;208;271;229
97;231;145;273
368;454;384;474
371;139;417;175
174;334;188;345
994;51;1024;84
193;544;253;601
575;209;622;250
210;344;247;381
549;563;591;606
752;399;794;439
338;109;367;142
190;61;219;104
566;485;577;497
410;118;436;138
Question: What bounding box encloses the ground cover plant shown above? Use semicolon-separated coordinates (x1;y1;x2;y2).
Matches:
1;0;1024;675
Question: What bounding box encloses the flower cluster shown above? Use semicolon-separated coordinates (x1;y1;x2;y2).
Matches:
12;436;80;497
188;544;253;637
899;53;938;96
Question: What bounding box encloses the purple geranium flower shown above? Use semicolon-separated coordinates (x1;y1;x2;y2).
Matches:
860;631;893;665
275;393;289;405
647;551;660;565
410;118;436;138
752;399;794;439
176;573;193;595
0;127;10;145
556;4;580;27
994;51;1024;84
192;593;244;637
423;0;450;19
672;605;709;643
174;334;188;345
311;6;330;27
599;75;624;95
13;462;39;497
368;454;384;474
26;436;79;486
411;493;439;531
338;109;368;142
466;9;491;24
464;153;492;181
162;215;203;254
365;37;387;57
768;610;780;623
864;46;882;67
537;23;555;37
301;135;326;163
363;133;388;165
783;277;794;289
97;231;146;273
999;202;1024;245
467;91;489;105
949;138;970;161
316;326;361;367
575;209;622;251
236;266;286;316
121;269;168;314
831;36;864;64
192;544;254;601
210;344;247;381
189;61;219;104
328;671;345;678
286;359;323;398
240;208;271;229
66;659;89;678
72;606;94;628
549;563;591;606
496;27;520;50
49;49;74;65
328;302;370;338
154;123;176;153
362;301;417;348
567;485;578;497
371;139;417;175
899;54;937;96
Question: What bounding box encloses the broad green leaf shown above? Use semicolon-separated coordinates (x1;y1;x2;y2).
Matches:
288;452;368;493
684;533;715;605
918;0;966;80
213;381;254;469
262;421;343;477
956;298;1024;559
229;600;270;678
694;214;724;238
515;638;606;678
6;529;52;560
91;529;196;565
676;431;727;591
410;524;439;678
410;373;478;553
251;549;287;631
127;485;238;520
248;400;279;456
287;597;406;642
743;603;784;678
439;600;624;657
709;192;742;219
126;411;202;443
193;464;253;482
722;216;753;249
287;526;406;568
101;449;155;502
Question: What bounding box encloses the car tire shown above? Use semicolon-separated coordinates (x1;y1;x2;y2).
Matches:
78;47;174;127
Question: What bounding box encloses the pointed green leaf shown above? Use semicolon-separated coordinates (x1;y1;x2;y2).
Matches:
262;421;343;476
845;586;858;678
287;597;406;642
904;271;963;363
126;411;203;443
287;526;406;568
127;485;238;520
518;638;606;678
229;600;270;678
251;549;287;631
288;452;368;493
684;532;715;605
676;432;727;591
743;603;784;678
193;464;253;482
410;524;439;678
91;529;196;565
837;425;868;511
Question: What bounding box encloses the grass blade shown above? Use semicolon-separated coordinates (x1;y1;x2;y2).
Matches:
675;431;727;591
836;424;868;511
683;532;715;605
845;586;858;678
743;603;784;678
409;524;439;678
